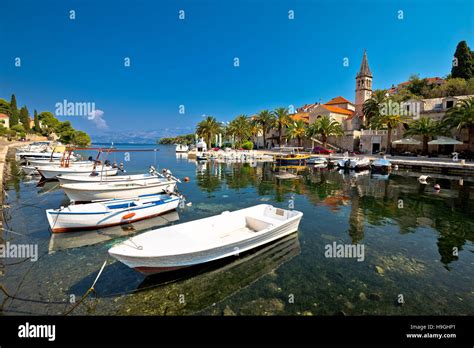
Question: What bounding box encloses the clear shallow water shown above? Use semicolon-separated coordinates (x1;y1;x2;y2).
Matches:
1;144;473;316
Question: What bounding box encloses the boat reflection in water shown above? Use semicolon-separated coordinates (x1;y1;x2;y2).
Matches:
111;232;300;315
48;211;180;253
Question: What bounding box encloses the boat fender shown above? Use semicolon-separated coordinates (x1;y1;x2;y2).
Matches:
184;177;190;182
122;212;136;220
434;184;441;191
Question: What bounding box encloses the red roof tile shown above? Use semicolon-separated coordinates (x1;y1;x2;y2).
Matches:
325;96;353;105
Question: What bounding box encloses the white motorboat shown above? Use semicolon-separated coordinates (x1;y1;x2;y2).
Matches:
307;157;328;165
337;157;371;170
61;178;177;202
371;157;392;173
46;193;181;233
37;165;118;180
108;204;303;275
175;144;189;153
21;165;40;175
16;151;65;162
27;159;86;167
58;172;158;184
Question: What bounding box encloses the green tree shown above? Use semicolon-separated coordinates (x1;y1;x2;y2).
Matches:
9;94;19;127
307;115;344;148
442;97;474;144
73;131;91;146
33;109;41;132
196;116;222;149
38;111;60;135
254;110;276;149
286;120;307;147
273;107;291;146
19;106;30;131
404;117;445;155
56;121;75;143
363;90;388;125
0;99;10;116
227;115;252;148
451;41;474;80
370;100;410;153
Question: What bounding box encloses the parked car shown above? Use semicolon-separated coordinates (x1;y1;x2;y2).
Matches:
312;146;333;154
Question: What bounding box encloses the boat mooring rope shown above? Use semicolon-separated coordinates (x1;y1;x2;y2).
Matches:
63;259;108;316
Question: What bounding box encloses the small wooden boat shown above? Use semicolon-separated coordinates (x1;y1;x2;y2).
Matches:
61;178;177;202
37;165;118;180
275;153;310;165
108;204;303;275
46;193;181;233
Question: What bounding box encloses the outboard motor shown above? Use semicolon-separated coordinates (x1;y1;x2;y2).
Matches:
344;159;351;169
112;161;118;169
104;159;111;166
88;156;94;162
119;162;125;172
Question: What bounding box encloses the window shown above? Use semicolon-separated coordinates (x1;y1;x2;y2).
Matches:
446;100;454;108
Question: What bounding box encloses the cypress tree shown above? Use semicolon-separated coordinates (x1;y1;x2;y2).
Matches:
9;94;19;126
19;106;31;131
451;41;474;80
34;109;41;133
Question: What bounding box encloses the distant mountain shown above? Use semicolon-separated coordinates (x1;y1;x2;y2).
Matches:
90;129;191;144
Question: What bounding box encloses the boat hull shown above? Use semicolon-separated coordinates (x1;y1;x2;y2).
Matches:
57;173;158;184
61;181;177;202
109;205;302;275
38;166;117;180
46;195;180;233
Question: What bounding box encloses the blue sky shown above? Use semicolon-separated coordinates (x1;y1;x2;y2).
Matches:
1;0;473;139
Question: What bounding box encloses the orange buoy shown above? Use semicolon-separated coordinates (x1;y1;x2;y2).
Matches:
184;177;190;182
122;212;136;220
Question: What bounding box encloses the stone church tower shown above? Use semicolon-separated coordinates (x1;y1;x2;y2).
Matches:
355;50;373;124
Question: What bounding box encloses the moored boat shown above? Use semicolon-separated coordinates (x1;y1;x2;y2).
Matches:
175;144;189;153
46;193;181;233
371;157;392;173
61;178;178;202
108;204;303;275
37;165;118;180
337;157;371;170
306;157;328;166
57;172;159;184
275;153;310;165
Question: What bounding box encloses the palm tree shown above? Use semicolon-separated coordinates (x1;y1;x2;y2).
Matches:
286;120;307;147
442;97;474;144
370;113;409;153
404;117;445;155
196;116;222;149
250;118;263;148
363;90;387;126
227;115;251;148
255;110;276;149
307;115;344;148
273;107;291;146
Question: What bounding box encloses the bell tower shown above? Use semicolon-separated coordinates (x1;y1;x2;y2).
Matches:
355;50;373;124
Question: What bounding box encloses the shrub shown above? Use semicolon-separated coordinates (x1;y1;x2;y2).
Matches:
242;141;254;150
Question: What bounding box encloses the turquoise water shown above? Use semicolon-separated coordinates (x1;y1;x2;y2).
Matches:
1;144;473;315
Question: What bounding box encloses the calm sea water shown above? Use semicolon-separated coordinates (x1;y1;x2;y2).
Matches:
1;144;473;315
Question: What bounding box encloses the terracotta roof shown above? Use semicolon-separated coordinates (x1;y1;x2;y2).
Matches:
0;113;9;119
321;105;354;116
290;112;310;123
325;96;354;106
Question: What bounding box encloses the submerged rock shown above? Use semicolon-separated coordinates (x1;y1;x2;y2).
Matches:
368;293;381;301
375;266;385;275
223;305;236;316
358;292;367;301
